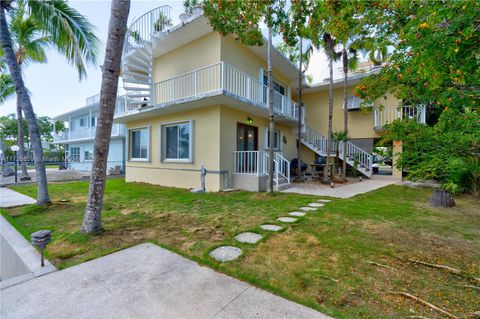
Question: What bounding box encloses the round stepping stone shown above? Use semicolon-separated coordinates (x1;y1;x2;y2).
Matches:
317;199;331;203
209;246;242;262
234;232;262;244
299;207;318;211
308;203;324;207
277;217;297;223
260;224;283;232
288;211;306;217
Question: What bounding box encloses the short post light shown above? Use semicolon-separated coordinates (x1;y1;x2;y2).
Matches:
10;145;20;183
31;230;52;267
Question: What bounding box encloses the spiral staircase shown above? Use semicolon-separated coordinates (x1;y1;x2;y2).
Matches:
122;6;172;110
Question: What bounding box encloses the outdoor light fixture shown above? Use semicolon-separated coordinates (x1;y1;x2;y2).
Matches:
31;230;52;267
247;117;253;124
10;145;20;183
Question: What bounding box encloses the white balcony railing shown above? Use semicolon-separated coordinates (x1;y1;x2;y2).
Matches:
374;104;426;128
123;62;300;121
233;150;290;186
53;124;125;143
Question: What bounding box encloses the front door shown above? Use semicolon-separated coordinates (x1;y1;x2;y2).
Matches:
236;123;258;173
237;123;258;151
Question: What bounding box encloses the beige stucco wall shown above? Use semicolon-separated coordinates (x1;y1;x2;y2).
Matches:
301;88;399;139
152;32;221;83
219;105;297;174
125;105;223;191
220;36;292;94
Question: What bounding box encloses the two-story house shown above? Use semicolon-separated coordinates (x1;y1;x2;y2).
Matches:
53;94;127;173
114;6;426;192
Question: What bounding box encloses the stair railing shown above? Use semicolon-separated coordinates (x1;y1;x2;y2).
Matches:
274;153;290;185
123;6;172;58
302;125;328;154
338;141;373;172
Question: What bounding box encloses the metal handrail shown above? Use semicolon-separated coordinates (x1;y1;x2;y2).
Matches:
124;6;172;53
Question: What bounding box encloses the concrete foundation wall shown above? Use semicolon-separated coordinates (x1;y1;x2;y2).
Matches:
232;174;267;192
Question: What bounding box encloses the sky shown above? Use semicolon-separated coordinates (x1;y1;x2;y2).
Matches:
0;0;344;118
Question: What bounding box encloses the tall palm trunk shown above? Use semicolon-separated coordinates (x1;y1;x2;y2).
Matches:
0;6;48;204
323;42;334;184
342;48;348;181
267;24;275;192
295;37;303;182
16;81;30;180
81;0;130;234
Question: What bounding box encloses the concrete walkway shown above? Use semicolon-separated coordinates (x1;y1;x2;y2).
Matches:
0;187;35;207
1;243;332;319
281;175;401;198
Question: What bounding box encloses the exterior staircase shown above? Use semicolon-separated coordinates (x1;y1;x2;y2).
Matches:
301;125;373;178
122;6;172;110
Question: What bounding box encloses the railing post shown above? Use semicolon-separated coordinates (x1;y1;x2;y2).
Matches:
256;151;260;176
220;62;224;90
194;69;197;96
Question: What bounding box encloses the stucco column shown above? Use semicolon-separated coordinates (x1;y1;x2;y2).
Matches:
392;140;402;178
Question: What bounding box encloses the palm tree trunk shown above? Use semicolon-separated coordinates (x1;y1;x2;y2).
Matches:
342;48;348;181
0;6;49;204
81;0;130;234
267;24;275;193
295;37;303;182
16;93;30;180
323;51;334;184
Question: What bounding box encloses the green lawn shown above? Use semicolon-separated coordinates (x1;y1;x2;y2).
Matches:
2;179;479;318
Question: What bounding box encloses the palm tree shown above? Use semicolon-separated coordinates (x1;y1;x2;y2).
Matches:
0;60;13;102
341;43;359;181
0;0;98;204
322;32;340;184
81;0;130;234
267;23;275;193
3;4;50;180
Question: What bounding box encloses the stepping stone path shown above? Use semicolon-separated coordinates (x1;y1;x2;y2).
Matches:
210;196;331;262
260;224;282;232
235;232;262;244
277;217;297;223
288;211;306;217
209;246;243;262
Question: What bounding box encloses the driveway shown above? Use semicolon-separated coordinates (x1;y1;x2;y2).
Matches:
1;243;332;319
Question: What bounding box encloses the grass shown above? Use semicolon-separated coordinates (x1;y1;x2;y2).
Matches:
2;179;479;318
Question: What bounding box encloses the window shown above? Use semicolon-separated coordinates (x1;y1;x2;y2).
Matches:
266;130;281;150
130;127;149;160
90;115;97;127
163;121;192;162
263;74;286;105
79;118;86;127
70;147;80;162
84;150;93;161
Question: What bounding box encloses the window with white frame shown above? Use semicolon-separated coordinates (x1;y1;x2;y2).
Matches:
129;127;149;160
70;147;80;162
79;118;86;127
90;115;97;127
84;150;93;161
163;121;192;162
265;129;281;150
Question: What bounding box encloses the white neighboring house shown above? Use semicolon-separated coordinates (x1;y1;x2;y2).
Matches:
53;94;127;174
